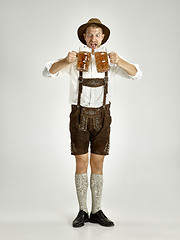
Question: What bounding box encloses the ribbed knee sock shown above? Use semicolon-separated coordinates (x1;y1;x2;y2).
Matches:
90;174;103;214
75;173;88;213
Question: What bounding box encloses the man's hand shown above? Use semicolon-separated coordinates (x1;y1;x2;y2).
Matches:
65;51;77;63
108;51;137;76
49;51;77;74
108;52;120;65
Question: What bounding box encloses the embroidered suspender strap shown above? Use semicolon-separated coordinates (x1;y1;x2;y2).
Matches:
82;78;105;87
103;71;108;108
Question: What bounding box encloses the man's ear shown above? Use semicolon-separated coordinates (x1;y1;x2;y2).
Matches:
102;34;105;40
83;33;86;40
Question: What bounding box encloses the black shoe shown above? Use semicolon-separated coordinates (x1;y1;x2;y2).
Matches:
89;210;114;227
72;210;89;228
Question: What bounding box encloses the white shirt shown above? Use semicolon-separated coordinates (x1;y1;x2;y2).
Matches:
43;51;142;108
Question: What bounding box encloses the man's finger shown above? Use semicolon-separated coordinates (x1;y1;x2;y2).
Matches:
72;50;78;56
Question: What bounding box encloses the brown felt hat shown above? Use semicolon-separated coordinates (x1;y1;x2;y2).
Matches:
77;18;110;45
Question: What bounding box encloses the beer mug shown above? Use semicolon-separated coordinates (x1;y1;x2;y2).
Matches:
94;46;110;73
76;45;91;72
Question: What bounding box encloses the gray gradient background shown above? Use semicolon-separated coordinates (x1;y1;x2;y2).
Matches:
0;0;180;239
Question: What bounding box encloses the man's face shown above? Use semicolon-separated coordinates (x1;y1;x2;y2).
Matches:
83;26;105;50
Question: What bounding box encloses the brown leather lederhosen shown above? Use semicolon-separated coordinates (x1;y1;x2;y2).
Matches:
70;70;111;155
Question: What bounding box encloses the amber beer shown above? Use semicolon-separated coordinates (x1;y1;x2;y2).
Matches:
76;51;91;72
94;47;110;73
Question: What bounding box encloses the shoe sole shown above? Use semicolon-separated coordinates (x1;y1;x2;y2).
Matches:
89;219;114;227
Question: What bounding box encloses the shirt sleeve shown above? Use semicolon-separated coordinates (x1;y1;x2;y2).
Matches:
111;55;142;80
42;59;71;78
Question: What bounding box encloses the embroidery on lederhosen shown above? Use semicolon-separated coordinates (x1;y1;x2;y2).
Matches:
104;142;110;154
71;142;77;154
92;115;102;131
79;107;103;132
79;114;88;131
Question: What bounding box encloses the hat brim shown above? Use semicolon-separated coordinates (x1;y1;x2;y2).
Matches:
77;22;110;45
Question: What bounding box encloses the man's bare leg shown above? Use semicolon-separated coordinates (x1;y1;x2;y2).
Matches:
75;153;89;174
90;153;104;175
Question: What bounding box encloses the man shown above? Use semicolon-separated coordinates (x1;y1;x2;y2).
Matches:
43;18;142;228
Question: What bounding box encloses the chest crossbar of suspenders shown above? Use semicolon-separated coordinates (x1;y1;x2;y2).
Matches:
77;71;108;108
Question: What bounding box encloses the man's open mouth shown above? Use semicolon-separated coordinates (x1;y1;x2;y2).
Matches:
90;42;97;49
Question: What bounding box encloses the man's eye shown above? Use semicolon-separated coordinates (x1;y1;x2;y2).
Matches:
96;34;100;37
88;34;92;37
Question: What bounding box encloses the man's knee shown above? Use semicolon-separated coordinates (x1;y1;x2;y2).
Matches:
90;153;104;173
75;153;89;173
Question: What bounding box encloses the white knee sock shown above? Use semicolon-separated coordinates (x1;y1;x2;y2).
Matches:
90;174;103;214
75;173;88;213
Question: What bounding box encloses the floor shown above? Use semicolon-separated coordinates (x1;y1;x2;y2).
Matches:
0;215;179;240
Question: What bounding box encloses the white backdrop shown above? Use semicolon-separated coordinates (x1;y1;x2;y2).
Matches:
0;0;180;239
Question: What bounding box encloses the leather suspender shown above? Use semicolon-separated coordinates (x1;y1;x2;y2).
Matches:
103;71;108;108
77;71;83;108
77;71;108;108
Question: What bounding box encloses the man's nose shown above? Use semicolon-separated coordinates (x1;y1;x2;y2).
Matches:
91;35;96;41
